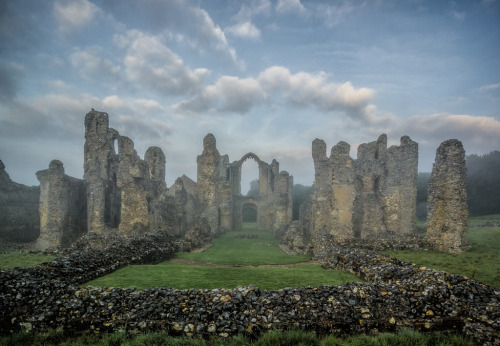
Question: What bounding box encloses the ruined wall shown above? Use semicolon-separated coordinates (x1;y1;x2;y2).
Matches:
427;139;469;253
312;134;418;241
84;110;120;232
353;135;387;238
384;136;418;235
196;136;293;233
0;160;40;243
164;176;200;236
197;134;232;235
83;109;171;237
36;160;86;250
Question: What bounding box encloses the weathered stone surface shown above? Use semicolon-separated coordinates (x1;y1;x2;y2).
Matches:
36;160;86;250
427;139;469;253
84;110;120;232
197;135;293;235
0;160;40;244
184;217;212;251
311;134;418;243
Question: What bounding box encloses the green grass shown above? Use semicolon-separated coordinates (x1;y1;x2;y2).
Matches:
0;328;474;345
86;223;360;290
0;252;55;269
176;223;312;266
385;214;500;287
86;262;359;290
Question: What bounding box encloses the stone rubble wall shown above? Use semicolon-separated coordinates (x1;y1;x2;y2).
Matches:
1;236;498;344
0;160;40;244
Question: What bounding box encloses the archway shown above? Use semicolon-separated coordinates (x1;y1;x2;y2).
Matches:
242;201;257;222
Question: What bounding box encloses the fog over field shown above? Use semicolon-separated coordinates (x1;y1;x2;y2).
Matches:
0;0;499;190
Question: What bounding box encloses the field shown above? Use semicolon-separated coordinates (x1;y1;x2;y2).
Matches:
86;223;360;290
385;214;500;287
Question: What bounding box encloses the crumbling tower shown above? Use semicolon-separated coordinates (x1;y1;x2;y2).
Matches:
427;139;469;253
84;110;120;232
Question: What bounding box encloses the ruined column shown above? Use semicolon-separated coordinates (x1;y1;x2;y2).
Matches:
272;171;293;232
330;141;355;239
384;136;418;234
353;134;387;238
197;134;223;235
36;160;86;250
116;136;150;236
311;138;334;236
84;110;119;232
427;139;469;253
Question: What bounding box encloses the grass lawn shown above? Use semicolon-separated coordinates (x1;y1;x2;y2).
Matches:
385;214;500;287
86;223;360;290
176;223;312;266
85;262;359;290
0;252;55;269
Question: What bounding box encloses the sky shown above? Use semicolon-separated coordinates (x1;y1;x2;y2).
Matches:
1;0;499;192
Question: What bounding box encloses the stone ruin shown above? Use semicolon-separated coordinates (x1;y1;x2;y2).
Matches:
309;134;418;241
197;133;293;235
284;135;468;255
0;110;293;250
427;139;469;253
0;109;469;254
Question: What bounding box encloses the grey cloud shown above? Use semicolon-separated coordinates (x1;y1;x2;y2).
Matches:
98;0;239;65
173;66;375;119
70;47;121;81
118;30;209;96
0;61;24;103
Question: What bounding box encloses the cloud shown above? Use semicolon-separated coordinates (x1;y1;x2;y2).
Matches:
53;0;100;35
70;47;121;81
276;0;308;15
174;65;375;119
116;30;209;95
0;61;24;103
234;0;271;20
174;76;266;114
116;115;172;142
226;21;261;40
100;0;240;66
315;2;362;27
399;113;500;144
258;66;375;118
479;83;500;91
450;9;466;20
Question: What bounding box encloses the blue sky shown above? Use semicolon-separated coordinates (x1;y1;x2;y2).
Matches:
0;0;499;191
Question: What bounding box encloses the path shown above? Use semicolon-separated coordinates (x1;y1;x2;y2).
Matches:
171;257;321;268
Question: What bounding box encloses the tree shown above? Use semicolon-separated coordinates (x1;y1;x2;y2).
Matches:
466;151;500;216
292;184;314;221
246;179;259;198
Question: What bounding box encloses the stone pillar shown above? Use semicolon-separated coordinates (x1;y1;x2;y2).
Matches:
353;134;387;238
427;139;469;253
384;136;418;234
84;110;119;232
116;136;150;236
330;141;355;239
272;171;293;232
311;138;334;236
36;160;86;250
197;134;223;235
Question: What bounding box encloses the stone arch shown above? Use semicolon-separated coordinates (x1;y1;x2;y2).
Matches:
242;198;258;222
